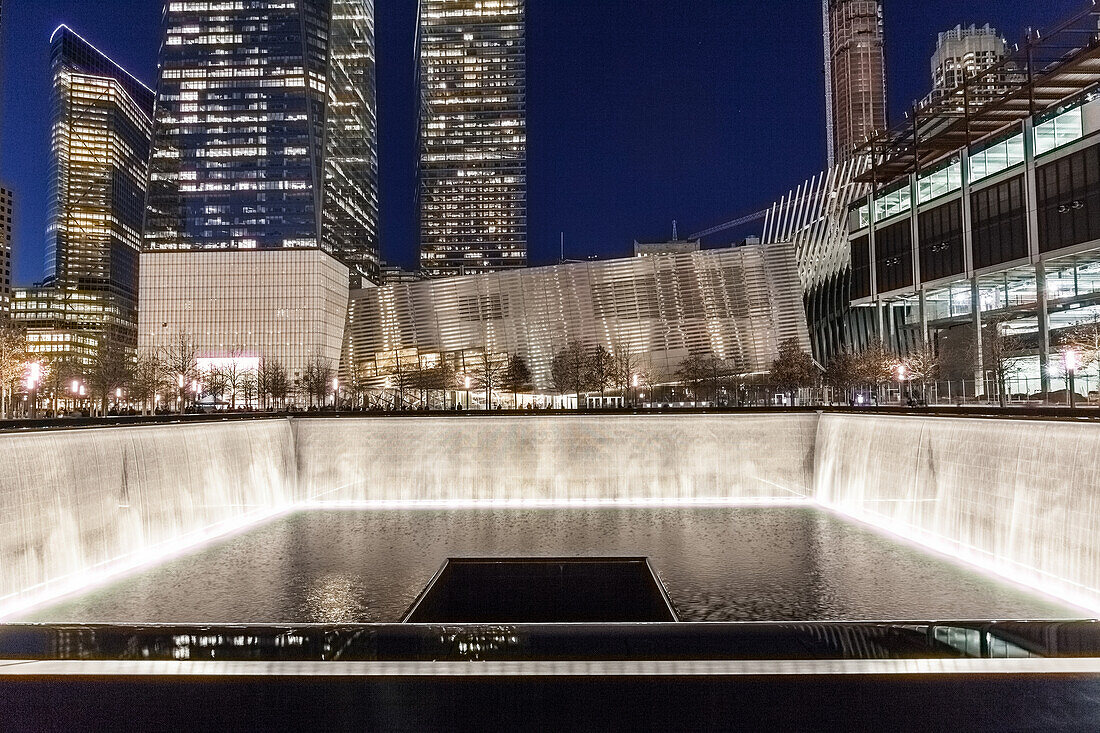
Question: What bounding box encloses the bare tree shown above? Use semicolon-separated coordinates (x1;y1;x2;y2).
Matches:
203;365;230;408
1059;316;1100;399
0;319;28;418
983;318;1025;407
88;343;132;416
221;346;249;409
586;344;615;402
301;351;335;407
160;332;198;411
611;343;644;406
676;352;710;407
823;351;860;404
853;340;897;399
502;353;533;408
902;343;939;404
768;339;817;402
40;353;80;416
551;341;591;409
130;348;164;415
259;359;291;409
473;350;507;409
240;370;257;410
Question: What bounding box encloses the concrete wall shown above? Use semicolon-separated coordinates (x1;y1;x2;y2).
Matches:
0;420;297;617
3;412;1100;616
294;414;819;505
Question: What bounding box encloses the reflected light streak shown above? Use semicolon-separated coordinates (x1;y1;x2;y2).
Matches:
818;501;1100;616
0;507;292;621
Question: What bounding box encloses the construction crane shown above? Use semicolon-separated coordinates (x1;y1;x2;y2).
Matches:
689;209;769;240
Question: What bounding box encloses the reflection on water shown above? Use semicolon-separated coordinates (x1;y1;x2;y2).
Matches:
20;507;1079;624
303;573;368;623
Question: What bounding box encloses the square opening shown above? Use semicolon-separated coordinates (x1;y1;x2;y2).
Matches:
402;557;679;623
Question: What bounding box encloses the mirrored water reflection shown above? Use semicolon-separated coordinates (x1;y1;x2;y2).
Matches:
18;508;1080;624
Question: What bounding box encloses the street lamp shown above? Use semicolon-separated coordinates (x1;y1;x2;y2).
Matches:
895;363;908;406
25;362;42;418
463;375;471;409
332;377;339;409
1064;349;1080;409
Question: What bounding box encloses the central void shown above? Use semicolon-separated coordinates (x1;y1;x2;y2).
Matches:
19;508;1079;623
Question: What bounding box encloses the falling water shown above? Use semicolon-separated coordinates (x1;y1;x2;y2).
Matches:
293;415;819;506
0;419;298;618
3;412;1100;619
815;413;1100;612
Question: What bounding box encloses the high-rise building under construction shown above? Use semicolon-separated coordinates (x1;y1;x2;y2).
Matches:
823;0;888;166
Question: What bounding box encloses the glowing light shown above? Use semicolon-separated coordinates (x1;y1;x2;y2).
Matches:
1063;349;1080;373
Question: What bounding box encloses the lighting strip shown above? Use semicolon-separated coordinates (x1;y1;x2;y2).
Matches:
304;497;811;510
3;658;1100;677
818;500;1100;615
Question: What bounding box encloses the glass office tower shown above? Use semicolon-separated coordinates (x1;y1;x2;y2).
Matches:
418;0;527;278
23;26;155;359
144;0;380;285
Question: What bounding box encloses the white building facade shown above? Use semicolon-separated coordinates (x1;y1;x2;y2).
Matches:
138;250;349;384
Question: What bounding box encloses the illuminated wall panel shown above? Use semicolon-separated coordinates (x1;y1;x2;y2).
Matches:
138;249;349;382
418;0;527;277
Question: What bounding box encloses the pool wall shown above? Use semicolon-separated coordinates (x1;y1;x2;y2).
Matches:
815;413;1100;611
294;414;818;506
0;419;298;617
2;412;1099;616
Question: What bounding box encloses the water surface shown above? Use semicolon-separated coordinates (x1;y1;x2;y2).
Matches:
22;507;1079;623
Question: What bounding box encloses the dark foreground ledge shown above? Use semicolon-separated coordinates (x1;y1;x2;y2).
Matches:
2;622;1100;731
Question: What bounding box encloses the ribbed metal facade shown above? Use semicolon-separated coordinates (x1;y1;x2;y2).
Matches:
342;244;809;390
762;157;873;363
417;0;527;278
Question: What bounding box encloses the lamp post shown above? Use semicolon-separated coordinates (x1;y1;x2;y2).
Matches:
463;375;471;410
191;380;200;411
1064;349;1080;409
25;362;41;418
631;373;639;408
177;374;185;413
895;363;908;406
114;387;123;414
332;377;339;410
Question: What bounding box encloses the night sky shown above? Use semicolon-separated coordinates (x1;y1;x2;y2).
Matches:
0;0;1081;284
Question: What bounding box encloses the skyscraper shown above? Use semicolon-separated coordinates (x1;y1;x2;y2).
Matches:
823;0;888;166
418;0;527;278
0;188;11;315
143;0;381;286
928;24;1007;105
13;26;154;362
